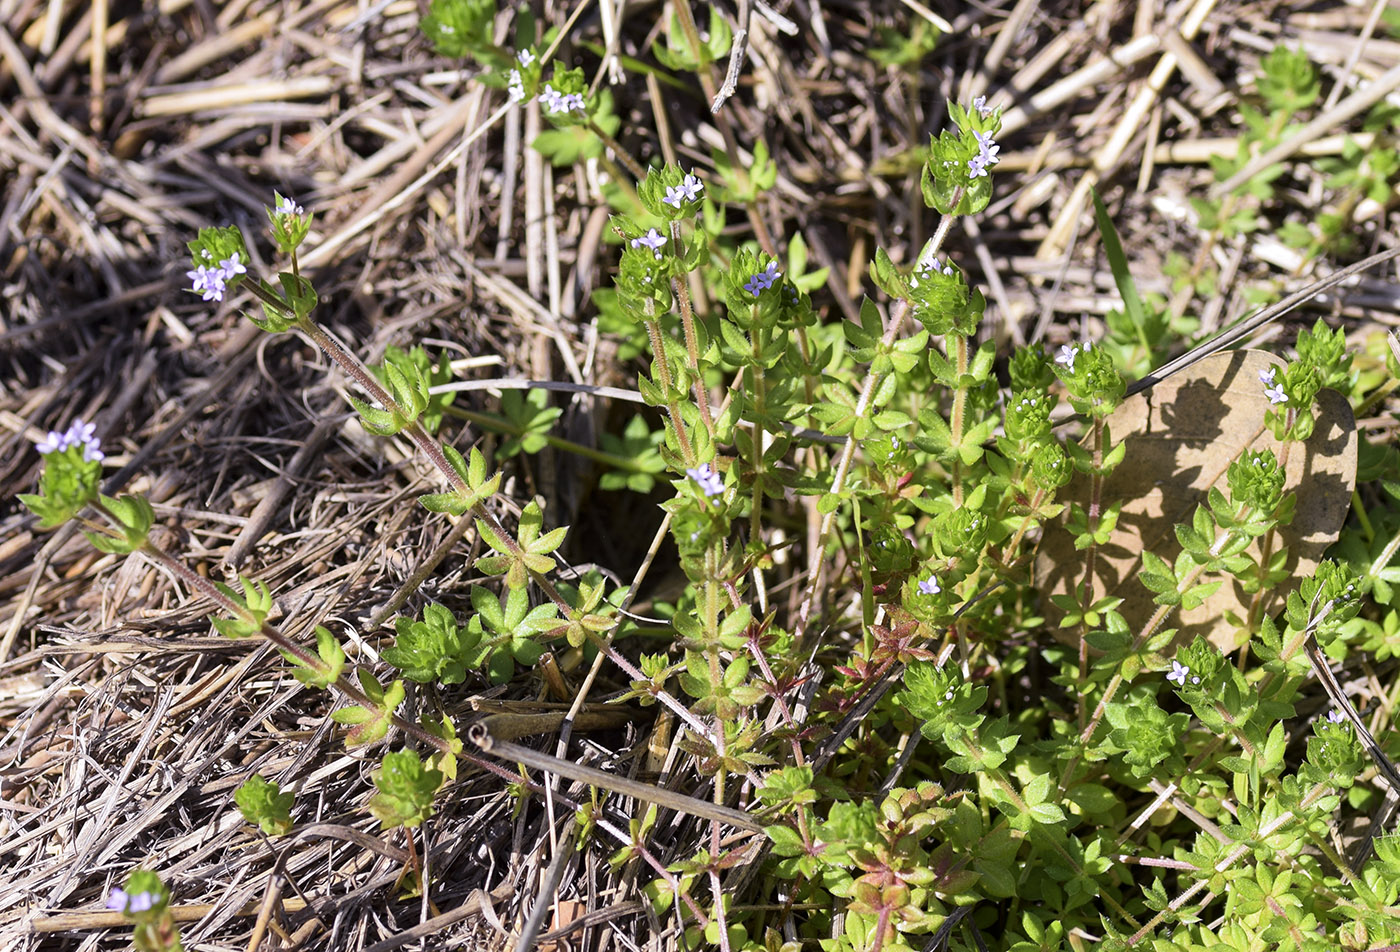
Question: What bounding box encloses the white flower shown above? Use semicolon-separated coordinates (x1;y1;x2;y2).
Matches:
1264;384;1288;406
1054;344;1078;372
1166;660;1190;686
972;95;991;117
918;576;941;596
1327;708;1346;724
517;48;535;67
273;195;303;217
507;69;525;103
538;85;565;113
686;463;724;497
1258;366;1277;386
974;130;1000;164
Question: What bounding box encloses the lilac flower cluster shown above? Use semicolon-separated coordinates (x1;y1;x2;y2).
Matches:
663;173;704;208
1259;365;1287;405
968;129;1000;179
187;252;247;304
539;84;585;115
686;463;724;497
106;887;156;913
744;261;781;297
631;228;667;259
36;418;104;462
973;95;992;118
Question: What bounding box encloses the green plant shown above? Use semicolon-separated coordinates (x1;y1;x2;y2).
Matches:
22;17;1400;951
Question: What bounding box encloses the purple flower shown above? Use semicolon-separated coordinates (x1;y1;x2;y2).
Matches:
743;261;781;297
631;229;667;257
918;576;941;596
188;264;227;302
39;418;103;460
65;419;104;462
200;270;227;302
187;264;212;293
968;129;1000;179
686;463;724;497
1264;384;1288;406
1327;708;1346;724
218;252;247;278
106;888;155;913
974;129;1000;166
539;85;584;115
972;95;991;117
36;429;68;454
1166;660;1190;686
1258;366;1277;386
65;420;96;445
664;173;704;208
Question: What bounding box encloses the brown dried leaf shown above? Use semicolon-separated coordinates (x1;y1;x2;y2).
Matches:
1036;349;1356;652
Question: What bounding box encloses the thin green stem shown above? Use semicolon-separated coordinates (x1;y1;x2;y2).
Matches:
794;210;957;644
588;119;646;182
669;219;715;436
643;316;696;466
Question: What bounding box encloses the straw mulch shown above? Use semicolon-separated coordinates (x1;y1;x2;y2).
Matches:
2;1;1398;949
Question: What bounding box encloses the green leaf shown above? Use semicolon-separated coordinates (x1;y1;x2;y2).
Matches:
234;774;295;836
383;602;478;684
282;625;346;689
1091;188;1147;341
367;749;443;829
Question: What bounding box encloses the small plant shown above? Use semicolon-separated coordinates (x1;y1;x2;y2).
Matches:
105;870;181;952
